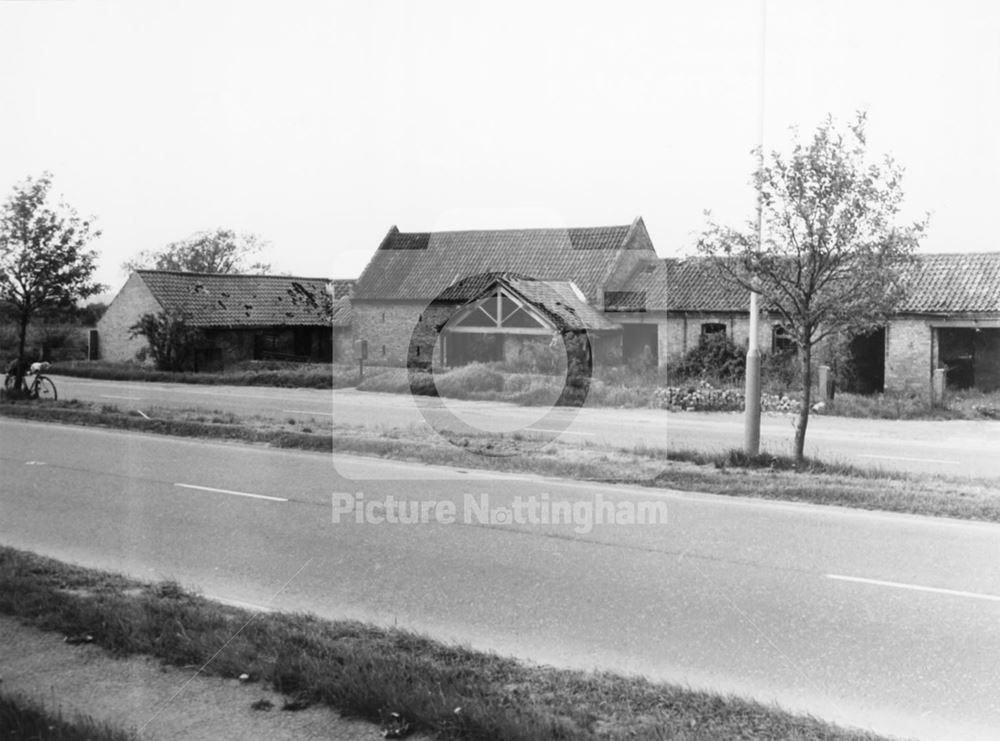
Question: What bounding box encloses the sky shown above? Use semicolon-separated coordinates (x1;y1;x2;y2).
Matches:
2;0;999;300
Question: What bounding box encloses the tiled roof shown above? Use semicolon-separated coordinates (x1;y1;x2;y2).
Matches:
354;220;652;301
505;277;621;331
136;271;337;327
617;253;1000;314
897;253;1000;313
619;258;750;312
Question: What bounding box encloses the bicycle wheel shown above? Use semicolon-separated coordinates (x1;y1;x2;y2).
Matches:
36;376;57;401
3;374;16;393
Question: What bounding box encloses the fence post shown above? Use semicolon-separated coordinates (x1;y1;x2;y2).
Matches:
932;367;947;406
818;365;834;403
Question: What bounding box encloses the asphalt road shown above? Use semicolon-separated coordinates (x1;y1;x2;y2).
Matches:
54;375;1000;477
2;418;999;740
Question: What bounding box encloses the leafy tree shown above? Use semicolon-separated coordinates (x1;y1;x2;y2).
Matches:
698;113;927;464
129;310;203;371
0;173;102;363
122;228;271;274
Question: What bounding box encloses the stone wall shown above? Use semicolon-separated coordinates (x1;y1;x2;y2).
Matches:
96;273;162;362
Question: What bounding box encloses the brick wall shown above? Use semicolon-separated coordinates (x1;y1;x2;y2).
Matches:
884;317;932;394
96;273;162;362
353;300;455;367
658;312;776;363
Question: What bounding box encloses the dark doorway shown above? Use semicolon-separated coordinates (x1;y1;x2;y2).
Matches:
939;328;976;390
294;328;313;358
845;327;885;394
622;324;658;367
939;327;1000;391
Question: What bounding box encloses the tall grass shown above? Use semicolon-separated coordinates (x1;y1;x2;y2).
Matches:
0;691;137;741
48;359;358;389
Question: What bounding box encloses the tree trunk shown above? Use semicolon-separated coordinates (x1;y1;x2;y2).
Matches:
17;311;28;359
794;341;813;466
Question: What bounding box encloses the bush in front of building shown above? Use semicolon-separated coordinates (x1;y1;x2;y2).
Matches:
667;332;746;383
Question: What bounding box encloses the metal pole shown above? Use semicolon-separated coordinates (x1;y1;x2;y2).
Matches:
745;0;766;456
744;290;761;455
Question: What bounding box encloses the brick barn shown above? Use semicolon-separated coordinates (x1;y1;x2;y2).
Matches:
351;218;659;368
614;252;1000;397
884;253;1000;394
97;271;354;369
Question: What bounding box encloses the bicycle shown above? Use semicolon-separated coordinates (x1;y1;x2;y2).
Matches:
3;361;57;400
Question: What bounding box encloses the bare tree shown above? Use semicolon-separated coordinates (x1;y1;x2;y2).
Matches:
698;113;928;464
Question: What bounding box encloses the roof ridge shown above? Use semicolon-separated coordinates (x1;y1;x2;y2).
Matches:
392;223;632;238
136;269;334;281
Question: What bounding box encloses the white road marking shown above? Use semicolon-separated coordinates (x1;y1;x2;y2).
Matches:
174;483;287;502
527;428;595;436
100;394;142;400
282;409;334;416
827;574;1000;602
858;454;959;465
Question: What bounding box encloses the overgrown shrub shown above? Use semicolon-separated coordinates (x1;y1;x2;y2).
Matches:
434;363;504;398
130;311;203;371
668;333;746;382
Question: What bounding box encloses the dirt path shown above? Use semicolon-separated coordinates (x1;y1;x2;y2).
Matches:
0;615;388;740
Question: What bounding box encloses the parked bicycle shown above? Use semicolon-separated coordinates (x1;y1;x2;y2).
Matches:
3;361;57;400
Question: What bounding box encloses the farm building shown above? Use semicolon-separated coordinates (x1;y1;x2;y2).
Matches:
352;215;1000;397
613;252;1000;395
97;271;354;369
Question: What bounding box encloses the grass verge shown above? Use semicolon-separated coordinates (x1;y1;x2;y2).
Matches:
0;690;136;741
47;359;362;389
0;546;886;741
2;398;999;523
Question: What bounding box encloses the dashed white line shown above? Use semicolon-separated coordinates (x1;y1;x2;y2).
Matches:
858;454;959;465
282;409;334;416
100;394;142;400
827;574;1000;602
526;428;595;436
174;483;287;502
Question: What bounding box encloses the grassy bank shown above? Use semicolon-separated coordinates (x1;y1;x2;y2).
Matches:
47;359;361;389
2;398;999;523
0;547;885;741
0;691;136;741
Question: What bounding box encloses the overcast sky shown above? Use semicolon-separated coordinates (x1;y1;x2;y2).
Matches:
2;0;998;297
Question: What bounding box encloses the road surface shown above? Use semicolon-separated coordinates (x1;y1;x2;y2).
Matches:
2;418;999;740
53;375;1000;477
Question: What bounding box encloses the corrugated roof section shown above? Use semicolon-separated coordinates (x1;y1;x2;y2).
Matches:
355;222;648;301
136;271;337;327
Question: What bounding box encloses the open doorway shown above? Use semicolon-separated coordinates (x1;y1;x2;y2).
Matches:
938;327;1000;391
844;327;885;394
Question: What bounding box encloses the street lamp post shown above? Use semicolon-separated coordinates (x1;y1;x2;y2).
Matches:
744;290;761;456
